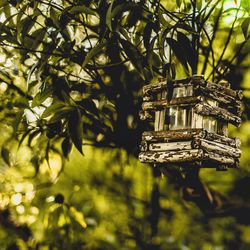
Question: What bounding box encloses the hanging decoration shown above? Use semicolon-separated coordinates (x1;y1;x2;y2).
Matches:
139;75;243;170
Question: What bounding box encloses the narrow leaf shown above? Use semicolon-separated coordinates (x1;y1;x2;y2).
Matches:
82;41;107;68
68;108;83;154
41;101;73;119
1;147;10;166
70;207;87;229
106;0;115;31
176;32;196;73
166;38;189;72
242;17;250;39
32;86;52;108
176;0;182;8
62;136;72;159
120;39;144;77
68;6;96;16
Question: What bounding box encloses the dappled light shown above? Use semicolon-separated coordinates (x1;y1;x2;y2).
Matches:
0;0;250;249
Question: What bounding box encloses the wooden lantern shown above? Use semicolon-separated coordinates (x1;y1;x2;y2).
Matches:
139;75;243;170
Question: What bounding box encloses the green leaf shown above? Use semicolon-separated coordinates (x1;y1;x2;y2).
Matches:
147;37;157;76
68;6;96;16
69;207;87;229
13;97;29;108
61;136;72;159
12;111;24;136
82;41;107;68
18;128;33;148
106;0;115;31
241;17;250;39
196;0;202;10
32;87;52;108
41;101;73;119
166;37;189;72
176;32;196;73
1;147;10;166
45;140;51;168
176;23;196;33
48;111;68;124
28;130;41;146
77;99;99;117
50;7;60;28
0;0;8;8
143;22;154;50
176;0;182;8
17;16;35;43
68;108;83;154
30;28;46;50
159;26;170;59
119;39;145;78
106;2;127;31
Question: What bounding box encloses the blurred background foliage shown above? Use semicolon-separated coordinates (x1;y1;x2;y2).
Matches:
0;0;250;249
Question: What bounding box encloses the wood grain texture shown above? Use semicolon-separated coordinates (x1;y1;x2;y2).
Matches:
143;80;168;95
194;103;241;127
139;149;203;163
204;151;236;165
199;139;241;158
142;96;203;111
194;85;242;114
142;129;205;142
206;81;241;99
142;129;240;148
148;141;193;151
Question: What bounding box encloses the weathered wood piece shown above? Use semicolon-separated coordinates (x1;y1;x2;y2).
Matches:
140;141;148;151
142;129;240;148
141;138;240;159
143;80;167;96
139;110;154;121
207;81;243;100
142;96;204;111
139;150;236;165
139;149;203;163
194;85;242;111
204;152;236;165
194;103;241;127
204;131;240;148
199;139;241;158
142;129;205;142
148;141;193;151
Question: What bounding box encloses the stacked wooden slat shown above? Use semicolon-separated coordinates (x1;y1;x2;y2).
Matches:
139;76;243;170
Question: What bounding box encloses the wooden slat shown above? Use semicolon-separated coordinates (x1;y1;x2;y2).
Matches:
142;96;203;111
142;129;240;148
204;131;240;148
139;149;203;163
148;141;193;151
207;81;243;100
143;80;167;95
199;139;241;158
194;103;241;127
195;85;242;106
142;129;204;142
204;152;236;165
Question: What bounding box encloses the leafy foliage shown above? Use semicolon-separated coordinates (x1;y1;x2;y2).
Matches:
0;0;250;249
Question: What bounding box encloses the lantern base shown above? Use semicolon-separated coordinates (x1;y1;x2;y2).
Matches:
139;129;240;169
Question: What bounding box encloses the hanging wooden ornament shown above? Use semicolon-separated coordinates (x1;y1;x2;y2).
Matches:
139;75;243;171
